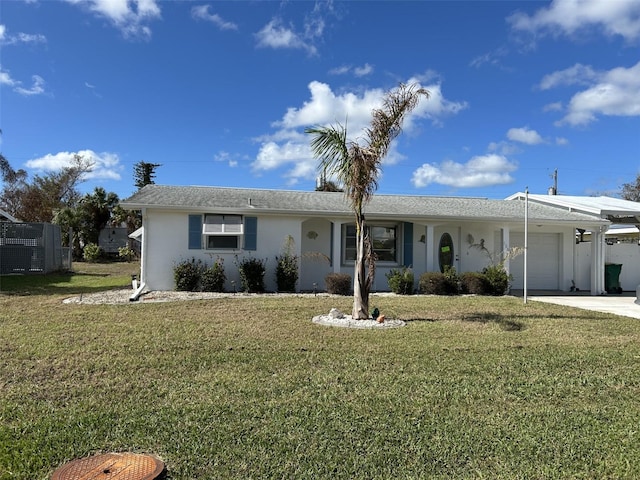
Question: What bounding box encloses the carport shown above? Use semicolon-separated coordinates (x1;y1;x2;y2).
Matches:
508;194;640;296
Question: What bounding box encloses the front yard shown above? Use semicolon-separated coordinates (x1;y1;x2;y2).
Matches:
1;262;639;479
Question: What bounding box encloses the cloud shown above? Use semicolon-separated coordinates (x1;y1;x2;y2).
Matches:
191;5;238;31
538;63;599;90
411;154;517;188
329;63;374;77
255;18;317;55
469;46;510;69
66;0;161;39
26;149;123;180
213;151;240;168
0;24;47;45
0;66;17;86
252;79;467;182
508;0;640;42
14;75;46;96
1;68;47;96
507;127;544;145
544;61;640;126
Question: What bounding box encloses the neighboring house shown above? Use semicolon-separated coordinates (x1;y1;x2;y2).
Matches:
120;185;635;296
98;227;130;254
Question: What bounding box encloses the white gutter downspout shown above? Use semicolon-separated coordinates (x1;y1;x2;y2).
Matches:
130;210;147;301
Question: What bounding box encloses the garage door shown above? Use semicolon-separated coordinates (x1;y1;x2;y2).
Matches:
510;233;560;290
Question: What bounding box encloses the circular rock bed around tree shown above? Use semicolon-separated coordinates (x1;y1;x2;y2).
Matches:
312;308;406;329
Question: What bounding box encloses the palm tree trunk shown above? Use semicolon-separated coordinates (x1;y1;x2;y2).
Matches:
352;213;370;319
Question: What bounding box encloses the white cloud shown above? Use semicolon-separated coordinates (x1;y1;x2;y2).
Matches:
26;149;123;180
14;75;46;96
469;46;510;69
354;63;374;77
191;5;238;31
66;0;161;39
547;61;640;126
508;0;640;42
538;63;598;90
329;64;374;77
555;137;569;145
252;79;467;183
0;66;16;86
0;24;47;45
412;154;517;188
255;18;317;55
213;151;240;168
507;127;544;145
543;102;563;112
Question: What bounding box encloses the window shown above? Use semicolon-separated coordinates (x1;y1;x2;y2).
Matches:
203;214;243;235
344;224;398;263
188;214;256;251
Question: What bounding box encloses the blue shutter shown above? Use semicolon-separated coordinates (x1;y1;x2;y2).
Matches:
244;217;257;251
403;222;413;267
329;222;334;267
188;214;202;249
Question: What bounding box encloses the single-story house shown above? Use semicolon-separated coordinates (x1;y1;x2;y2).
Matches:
120;185;640;297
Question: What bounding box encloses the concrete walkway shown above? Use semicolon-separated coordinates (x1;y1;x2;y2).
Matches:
526;292;640;319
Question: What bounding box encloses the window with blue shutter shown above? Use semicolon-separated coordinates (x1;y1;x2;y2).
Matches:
188;214;202;249
403;222;413;267
244;217;257;251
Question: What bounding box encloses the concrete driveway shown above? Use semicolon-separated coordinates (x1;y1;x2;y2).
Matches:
526;292;640;319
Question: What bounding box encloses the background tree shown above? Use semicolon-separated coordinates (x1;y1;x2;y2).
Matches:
621;173;640;202
306;83;428;319
0;154;93;222
79;187;120;245
134;161;162;190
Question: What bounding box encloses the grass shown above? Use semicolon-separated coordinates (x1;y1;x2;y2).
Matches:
1;262;640;479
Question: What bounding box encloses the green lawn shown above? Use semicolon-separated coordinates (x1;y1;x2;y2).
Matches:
1;263;639;479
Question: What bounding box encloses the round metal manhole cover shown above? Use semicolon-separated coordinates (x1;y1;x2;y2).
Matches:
51;452;164;480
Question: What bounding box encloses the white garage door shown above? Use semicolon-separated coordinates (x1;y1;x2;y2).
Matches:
510;233;560;290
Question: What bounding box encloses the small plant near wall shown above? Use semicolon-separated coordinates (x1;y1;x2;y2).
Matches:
201;257;226;292
118;245;136;262
83;243;102;262
275;235;299;292
385;266;414;294
325;273;352;295
174;258;203;291
236;256;266;293
467;235;521;295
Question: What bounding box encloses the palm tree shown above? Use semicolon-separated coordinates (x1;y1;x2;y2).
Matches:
306;83;429;319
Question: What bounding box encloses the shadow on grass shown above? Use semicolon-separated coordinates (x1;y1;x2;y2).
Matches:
1;271;129;296
462;312;525;331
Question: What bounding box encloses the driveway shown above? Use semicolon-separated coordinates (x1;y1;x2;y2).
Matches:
527;292;640;319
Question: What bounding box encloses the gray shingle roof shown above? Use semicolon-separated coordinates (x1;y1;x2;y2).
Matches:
120;185;608;225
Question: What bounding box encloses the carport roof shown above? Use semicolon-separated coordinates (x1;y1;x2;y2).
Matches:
508;193;640;224
121;185;609;226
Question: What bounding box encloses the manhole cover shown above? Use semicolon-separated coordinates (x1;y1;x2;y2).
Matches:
51;452;164;480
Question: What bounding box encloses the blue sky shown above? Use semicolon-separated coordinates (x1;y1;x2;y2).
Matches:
1;0;639;202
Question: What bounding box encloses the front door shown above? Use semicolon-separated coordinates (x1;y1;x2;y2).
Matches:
438;232;455;273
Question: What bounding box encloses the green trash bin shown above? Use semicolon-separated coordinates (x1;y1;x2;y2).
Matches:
605;264;623;294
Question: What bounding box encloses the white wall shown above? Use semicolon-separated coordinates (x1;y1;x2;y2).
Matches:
144;210;303;292
577;242;640;292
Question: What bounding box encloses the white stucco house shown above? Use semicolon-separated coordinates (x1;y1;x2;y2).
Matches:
120;185;640;297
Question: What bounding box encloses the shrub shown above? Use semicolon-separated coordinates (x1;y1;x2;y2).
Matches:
460;271;491;295
483;264;511;296
325;273;352;295
386;266;414;294
118;245;136;262
201;258;226;292
83;243;102;262
419;271;458;295
174;258;203;291
237;257;266;293
275;236;299;292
